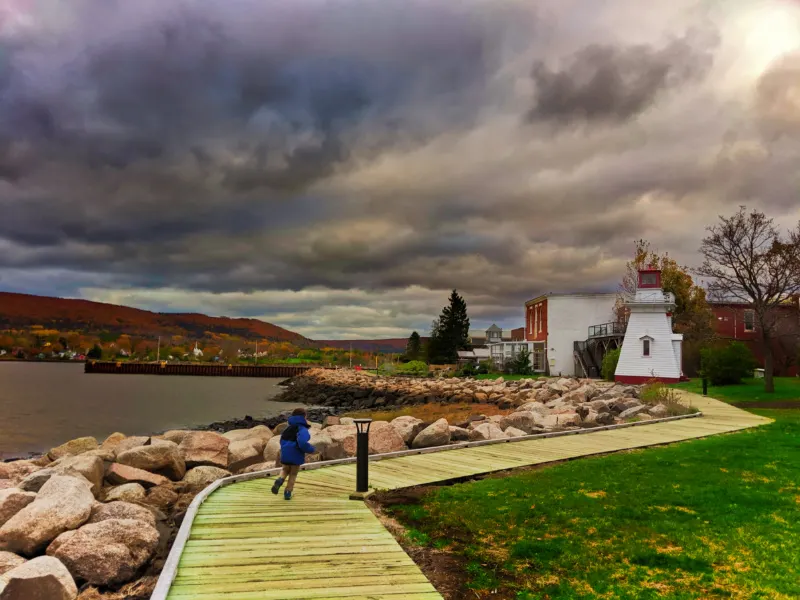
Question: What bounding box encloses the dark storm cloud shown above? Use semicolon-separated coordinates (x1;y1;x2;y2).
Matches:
1;0;798;338
528;32;717;123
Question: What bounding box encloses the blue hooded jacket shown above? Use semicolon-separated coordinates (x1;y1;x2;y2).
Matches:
279;415;316;465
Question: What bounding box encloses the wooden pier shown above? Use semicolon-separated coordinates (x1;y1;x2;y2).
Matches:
84;361;311;378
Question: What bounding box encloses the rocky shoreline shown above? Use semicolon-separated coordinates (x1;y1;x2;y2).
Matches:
0;369;688;599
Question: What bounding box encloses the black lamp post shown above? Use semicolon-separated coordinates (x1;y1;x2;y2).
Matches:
702;377;708;396
353;418;372;493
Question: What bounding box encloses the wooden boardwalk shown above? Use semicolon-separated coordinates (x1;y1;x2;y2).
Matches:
157;393;770;600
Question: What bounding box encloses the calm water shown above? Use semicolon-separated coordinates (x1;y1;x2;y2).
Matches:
0;362;301;459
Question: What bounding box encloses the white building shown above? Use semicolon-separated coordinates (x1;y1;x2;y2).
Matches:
486;292;620;375
615;268;683;383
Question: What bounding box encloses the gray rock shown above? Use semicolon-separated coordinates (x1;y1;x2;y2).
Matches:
504;427;529;438
115;441;186;481
500;411;540;434
389;416;425;445
411;419;451;449
104;483;146;504
46;518;159;586
0;491;36;529
619;405;650;419
0;476;93;556
88;501;156;528
648;404;669;418
0;556;77;600
182;466;231;487
47;438;98;462
448;426;470;442
0;552;25;577
468;423;507;441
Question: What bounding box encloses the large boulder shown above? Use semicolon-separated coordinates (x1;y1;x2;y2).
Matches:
0;491;36;529
504;427;528;438
240;462;276;474
181;466;231;488
0;462;41;485
47;438;98;462
648;404;669;419
115;441;186;481
222;426;273;450
49;456;104;497
587;399;610;412
87;502;156;529
227;440;264;473
0;552;25;577
499;411;542;434
112;437;150;458
619;405;650;419
468;423;507;441
0;476;93;556
308;431;347;461
176;432;230;469
0;556;77;600
389;416;425;445
539;413;582;429
263;437;282;464
142;486;179;511
323;425;358;457
46;519;158;586
411;419;450;449
448;426;470;442
104;484;146;504
104;464;169;489
367;422;405;455
99;433;127;453
517;402;550;415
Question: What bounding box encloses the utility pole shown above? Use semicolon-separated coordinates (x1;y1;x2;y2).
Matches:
157;336;160;362
349;342;352;368
255;341;258;365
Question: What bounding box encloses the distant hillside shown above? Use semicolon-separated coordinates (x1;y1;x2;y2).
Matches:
0;292;311;344
317;338;419;353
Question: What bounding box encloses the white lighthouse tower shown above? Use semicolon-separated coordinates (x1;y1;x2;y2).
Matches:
615;267;684;384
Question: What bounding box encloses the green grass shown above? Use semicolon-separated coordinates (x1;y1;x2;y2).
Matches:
390;409;800;599
673;377;800;404
474;374;543;381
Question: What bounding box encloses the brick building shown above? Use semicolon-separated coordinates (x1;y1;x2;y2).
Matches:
710;299;800;376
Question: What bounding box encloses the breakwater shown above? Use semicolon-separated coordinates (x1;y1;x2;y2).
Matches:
84;361;311;378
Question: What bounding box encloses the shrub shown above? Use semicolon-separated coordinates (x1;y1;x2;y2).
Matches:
87;344;103;359
601;347;621;381
700;342;756;385
509;347;532;375
640;381;696;416
457;362;477;377
399;360;429;377
477;360;493;375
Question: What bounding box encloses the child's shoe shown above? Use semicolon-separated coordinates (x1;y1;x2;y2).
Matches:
284;490;292;500
271;478;284;495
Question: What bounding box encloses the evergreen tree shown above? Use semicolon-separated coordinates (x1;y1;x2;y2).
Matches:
406;331;422;361
87;344;103;359
428;290;471;363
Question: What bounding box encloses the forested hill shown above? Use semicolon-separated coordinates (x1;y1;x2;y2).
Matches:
0;292;311;344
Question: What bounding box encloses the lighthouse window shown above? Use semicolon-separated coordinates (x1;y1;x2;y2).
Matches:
640;273;658;286
643;339;651;357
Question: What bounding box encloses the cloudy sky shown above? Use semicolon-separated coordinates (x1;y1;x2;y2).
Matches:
1;0;799;339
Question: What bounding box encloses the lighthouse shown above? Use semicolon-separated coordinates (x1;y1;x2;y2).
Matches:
615;267;684;384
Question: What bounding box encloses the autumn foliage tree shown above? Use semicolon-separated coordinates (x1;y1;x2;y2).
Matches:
697;207;800;393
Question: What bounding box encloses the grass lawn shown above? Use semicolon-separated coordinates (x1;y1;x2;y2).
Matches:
672;378;800;405
390;409;799;599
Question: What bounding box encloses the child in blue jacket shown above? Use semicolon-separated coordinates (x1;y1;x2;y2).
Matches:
271;408;316;500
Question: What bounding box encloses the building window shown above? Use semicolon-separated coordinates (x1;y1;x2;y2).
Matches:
744;310;755;332
643;339;651;357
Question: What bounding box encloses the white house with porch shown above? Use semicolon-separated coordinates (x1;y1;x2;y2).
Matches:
615;268;684;383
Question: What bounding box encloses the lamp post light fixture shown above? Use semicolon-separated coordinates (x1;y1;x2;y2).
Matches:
353;418;372;494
